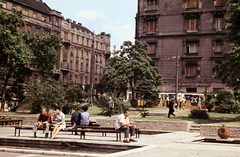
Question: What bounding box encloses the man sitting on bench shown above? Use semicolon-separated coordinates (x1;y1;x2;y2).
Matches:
115;110;137;143
33;108;52;138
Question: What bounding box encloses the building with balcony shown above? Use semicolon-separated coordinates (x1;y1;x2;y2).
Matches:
60;18;111;85
135;0;232;97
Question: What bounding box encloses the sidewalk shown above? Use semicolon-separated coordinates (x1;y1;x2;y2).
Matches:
1;126;240;157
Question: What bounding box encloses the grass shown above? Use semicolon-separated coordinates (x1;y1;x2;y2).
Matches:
0;105;164;119
131;110;240;126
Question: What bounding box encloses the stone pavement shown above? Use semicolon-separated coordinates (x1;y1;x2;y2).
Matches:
1;126;240;157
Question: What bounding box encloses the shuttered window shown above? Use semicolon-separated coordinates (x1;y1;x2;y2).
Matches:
187;0;199;8
216;42;222;52
146;44;156;54
216;0;223;6
187;19;198;30
146;21;156;32
147;0;157;10
186;64;198;77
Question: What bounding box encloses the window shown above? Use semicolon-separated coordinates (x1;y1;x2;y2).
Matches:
22;10;28;16
25;25;31;31
216;41;222;52
81;50;84;58
0;2;6;8
70;60;73;69
95;78;97;84
186;88;197;93
213;88;223;93
44;30;50;35
216;0;223;6
147;0;157;11
146;44;156;54
186;64;198;77
33;13;36;19
85;76;88;84
215;18;222;29
71;34;74;42
76;36;79;43
12;6;16;10
64;32;68;41
187;19;198;31
42;16;47;22
55;19;58;26
76;62;79;70
86;63;88;72
87;39;89;46
186;43;198;53
75;75;78;83
146;20;156;32
86;53;88;59
36;28;39;33
82;37;84;45
81;63;83;71
80;76;82;84
187;0;199;8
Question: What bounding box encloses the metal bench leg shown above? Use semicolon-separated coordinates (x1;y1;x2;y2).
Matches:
18;129;20;136
116;133;118;141
14;128;16;136
80;133;82;139
102;132;104;136
105;132;106;136
119;132;121;141
84;132;85;140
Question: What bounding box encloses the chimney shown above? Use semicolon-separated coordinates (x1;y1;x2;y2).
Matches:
66;18;72;23
73;21;76;24
78;23;82;26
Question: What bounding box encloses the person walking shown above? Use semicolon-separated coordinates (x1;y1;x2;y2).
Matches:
168;96;175;118
33;108;52;138
107;97;114;117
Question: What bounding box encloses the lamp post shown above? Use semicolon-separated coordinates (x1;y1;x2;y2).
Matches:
204;78;207;110
175;49;179;110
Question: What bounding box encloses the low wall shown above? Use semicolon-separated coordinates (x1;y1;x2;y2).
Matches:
96;119;193;132
3;116;38;126
200;125;240;139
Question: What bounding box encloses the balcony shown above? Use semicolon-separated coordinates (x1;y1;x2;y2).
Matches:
61;62;70;72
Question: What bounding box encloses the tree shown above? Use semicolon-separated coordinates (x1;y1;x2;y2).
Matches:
0;9;62;111
103;40;163;106
24;79;65;113
64;83;87;114
215;90;239;113
213;1;240;90
136;77;160;110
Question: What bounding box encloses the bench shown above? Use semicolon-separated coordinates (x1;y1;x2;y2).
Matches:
67;125;140;138
0;119;23;127
13;126;123;141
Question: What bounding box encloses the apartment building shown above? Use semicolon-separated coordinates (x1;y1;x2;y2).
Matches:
135;0;232;97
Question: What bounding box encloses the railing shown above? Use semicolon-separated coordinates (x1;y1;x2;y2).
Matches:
61;62;70;71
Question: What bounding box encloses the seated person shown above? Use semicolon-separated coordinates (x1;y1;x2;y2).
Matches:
33;108;52;138
80;105;89;126
71;107;81;135
50;106;66;139
115;110;137;143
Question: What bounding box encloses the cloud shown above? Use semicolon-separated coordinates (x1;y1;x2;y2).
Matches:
75;10;108;21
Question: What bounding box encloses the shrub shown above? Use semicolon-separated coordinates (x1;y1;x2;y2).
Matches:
96;96;131;115
215;90;239;113
189;109;209;119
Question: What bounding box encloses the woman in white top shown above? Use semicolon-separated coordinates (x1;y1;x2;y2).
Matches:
80;105;89;126
50;106;66;139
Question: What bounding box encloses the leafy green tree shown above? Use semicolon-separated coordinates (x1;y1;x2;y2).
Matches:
24;79;65;113
213;1;240;90
63;83;87;114
215;90;239;113
104;40;163;106
202;90;216;112
0;9;62;111
136;77;160;110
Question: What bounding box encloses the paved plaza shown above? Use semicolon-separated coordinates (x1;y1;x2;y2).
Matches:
1;126;240;157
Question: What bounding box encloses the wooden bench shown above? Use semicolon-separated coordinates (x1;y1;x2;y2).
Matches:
67;125;140;138
13;126;123;141
0;119;23;127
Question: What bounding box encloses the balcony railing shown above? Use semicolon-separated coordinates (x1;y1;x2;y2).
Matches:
61;62;70;72
147;5;157;11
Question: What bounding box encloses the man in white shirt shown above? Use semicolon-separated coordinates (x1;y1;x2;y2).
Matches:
115;110;137;143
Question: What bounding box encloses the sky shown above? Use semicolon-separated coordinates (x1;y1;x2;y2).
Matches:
43;0;138;51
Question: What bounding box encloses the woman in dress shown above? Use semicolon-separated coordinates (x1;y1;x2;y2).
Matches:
50;106;66;139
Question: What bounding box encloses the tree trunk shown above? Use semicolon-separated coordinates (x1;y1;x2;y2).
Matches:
1;72;10;112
